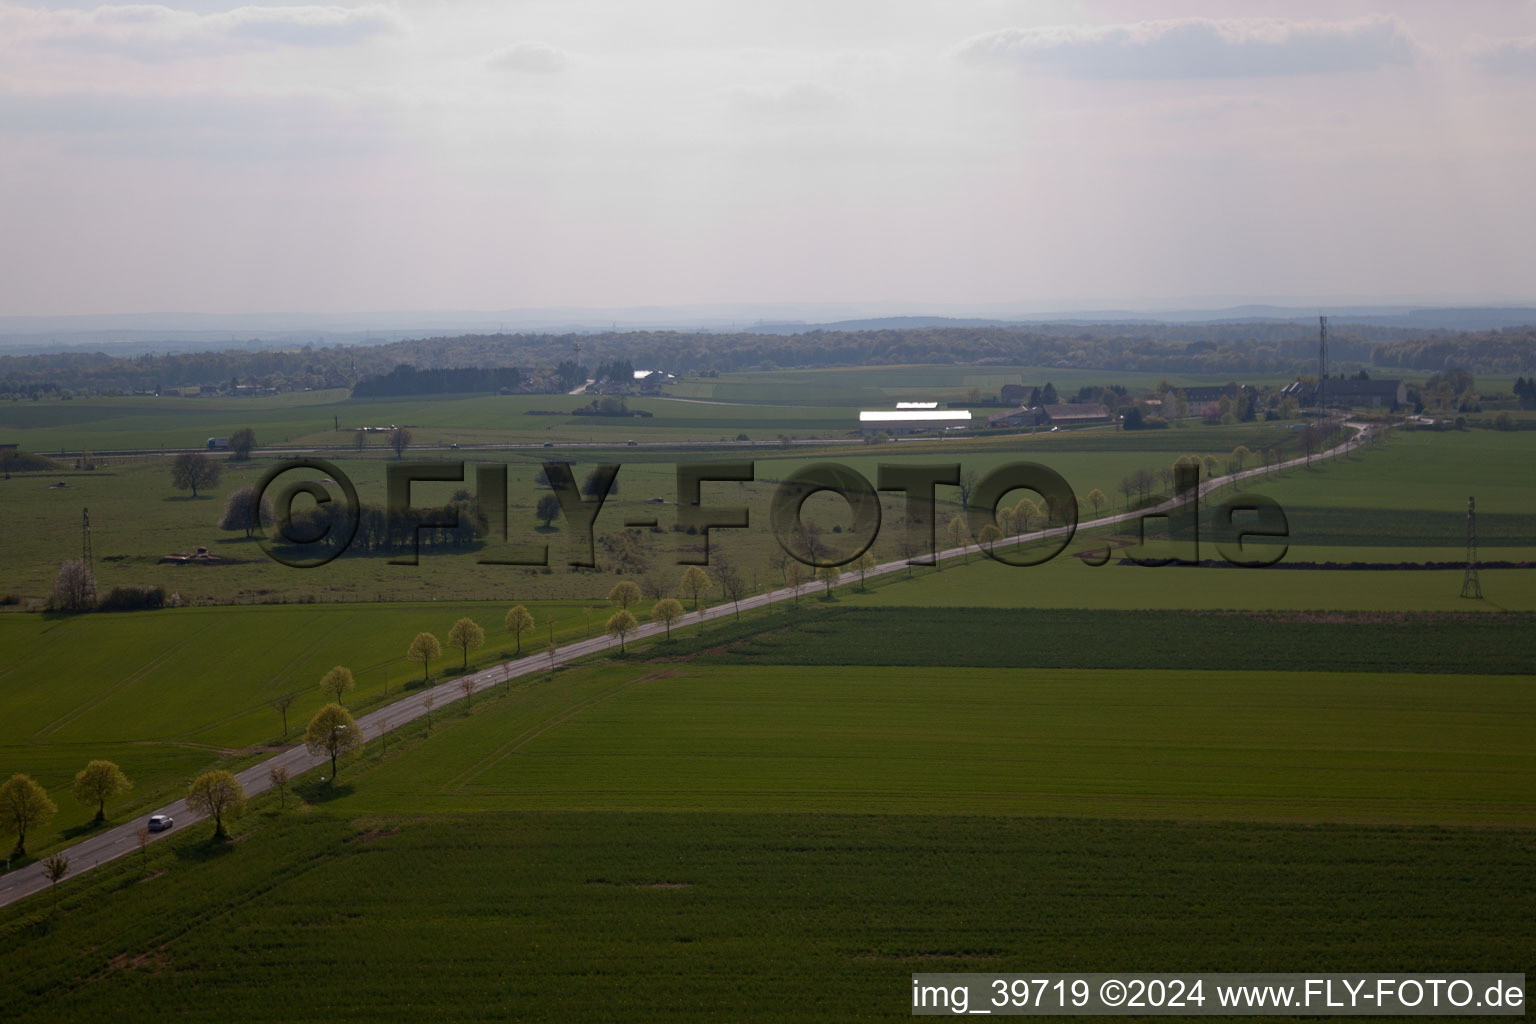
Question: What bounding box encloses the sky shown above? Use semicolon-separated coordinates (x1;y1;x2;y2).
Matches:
1;0;1535;316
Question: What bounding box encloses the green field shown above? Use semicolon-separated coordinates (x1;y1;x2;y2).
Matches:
4;811;1530;1023
0;602;608;852
2;370;1532;1021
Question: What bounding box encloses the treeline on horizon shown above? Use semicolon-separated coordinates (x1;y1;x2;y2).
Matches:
2;321;1533;396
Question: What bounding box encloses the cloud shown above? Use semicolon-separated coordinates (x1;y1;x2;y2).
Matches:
955;16;1420;78
486;42;570;74
1469;35;1536;74
0;2;404;61
730;82;841;115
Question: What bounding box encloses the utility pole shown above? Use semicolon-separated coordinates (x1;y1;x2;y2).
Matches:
1460;496;1483;599
1317;315;1328;414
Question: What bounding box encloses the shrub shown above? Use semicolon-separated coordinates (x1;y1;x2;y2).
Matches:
97;585;168;612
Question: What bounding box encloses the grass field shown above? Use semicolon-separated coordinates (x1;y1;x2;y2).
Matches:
5;810;1529;1023
294;660;1536;826
2;369;1530;1021
0;601;611;854
0;419;1325;605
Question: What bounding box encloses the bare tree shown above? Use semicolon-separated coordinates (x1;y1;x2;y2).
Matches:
957;469;979;511
270;691;300;740
135;825;152;860
458;676;475;708
422;693;436;731
171;451;221;498
50;558;95;612
714;555;746;620
389;426;412;458
268;765;290;809
43;853;69;910
228;427;257;461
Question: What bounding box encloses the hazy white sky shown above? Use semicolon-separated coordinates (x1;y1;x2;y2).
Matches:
2;0;1534;315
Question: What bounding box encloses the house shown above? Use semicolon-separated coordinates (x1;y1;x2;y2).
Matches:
1039;403;1112;426
859;408;972;435
986;406;1036;428
1170;384;1241;406
1000;384;1030;406
1282;378;1406;408
1315;379;1407;408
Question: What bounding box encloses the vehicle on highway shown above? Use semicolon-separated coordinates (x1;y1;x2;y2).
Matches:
147;814;174;832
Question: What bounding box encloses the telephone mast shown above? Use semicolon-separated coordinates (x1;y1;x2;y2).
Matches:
1460;496;1482;599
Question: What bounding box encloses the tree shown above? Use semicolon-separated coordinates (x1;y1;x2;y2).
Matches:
268;765;290;809
679;565;711;611
504;605;535;655
171;451;221;498
607;580;641;611
1231;445;1251;474
447;617;485;670
816;564;840;596
354;429;368;451
652;597;684;639
408;631;441;684
319;665;355;705
228;427;257;460
422;693;436;731
186;770;246;840
218;485;273;538
72;760;131;824
957;469;979;512
606;609;638;652
388;426;412;458
714;556;746;620
947;515;969;563
1;774;57;856
536;493;561;527
458;676;476;708
978;523;1003;555
852;551;876;589
305;703;361;782
785;562;802;605
43;853;69;910
135;825;152;860
270;691;300;740
1086;487;1107;519
50;558;95;611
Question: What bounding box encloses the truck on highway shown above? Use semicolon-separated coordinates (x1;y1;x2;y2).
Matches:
206;437;229;450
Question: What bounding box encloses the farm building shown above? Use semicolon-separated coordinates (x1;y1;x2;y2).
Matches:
859;408;972;435
1000;384;1030;406
1282;378;1406;408
1039;403;1112;426
986;406;1036;428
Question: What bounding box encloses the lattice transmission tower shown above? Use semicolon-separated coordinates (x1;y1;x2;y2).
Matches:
1460;496;1482;599
81;506;98;605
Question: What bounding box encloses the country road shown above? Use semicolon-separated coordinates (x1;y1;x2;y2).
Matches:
0;422;1368;910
